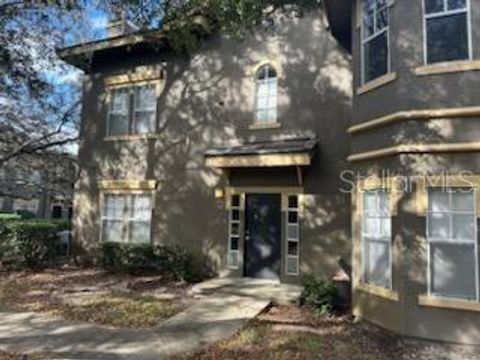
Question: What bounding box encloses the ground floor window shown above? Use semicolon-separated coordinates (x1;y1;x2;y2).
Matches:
286;195;300;275
361;189;392;289
427;187;478;300
101;192;153;244
227;194;241;268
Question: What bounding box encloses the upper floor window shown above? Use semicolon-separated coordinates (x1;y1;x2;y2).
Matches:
255;64;277;123
423;0;471;64
107;84;157;137
361;0;390;84
361;189;392;289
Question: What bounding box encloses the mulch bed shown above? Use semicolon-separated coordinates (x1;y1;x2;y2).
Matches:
0;265;193;328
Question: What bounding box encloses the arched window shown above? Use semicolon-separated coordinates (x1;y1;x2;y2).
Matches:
255;64;277;123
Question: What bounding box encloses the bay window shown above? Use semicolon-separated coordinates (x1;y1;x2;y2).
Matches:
361;0;390;84
362;189;392;289
101;193;153;244
107;83;157;137
427;188;478;300
423;0;471;64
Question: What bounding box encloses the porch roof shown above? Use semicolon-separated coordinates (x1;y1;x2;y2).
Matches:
205;136;317;168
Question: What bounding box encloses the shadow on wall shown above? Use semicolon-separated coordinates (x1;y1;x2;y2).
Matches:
73;10;353;273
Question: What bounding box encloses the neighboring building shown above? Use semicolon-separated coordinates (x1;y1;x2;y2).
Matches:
59;0;480;345
0;154;76;219
326;0;480;346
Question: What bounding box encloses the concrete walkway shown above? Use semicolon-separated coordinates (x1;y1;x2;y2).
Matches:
0;278;300;359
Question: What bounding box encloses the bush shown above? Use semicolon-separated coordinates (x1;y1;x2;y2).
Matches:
98;242;194;282
0;213;21;220
300;274;338;315
0;219;70;269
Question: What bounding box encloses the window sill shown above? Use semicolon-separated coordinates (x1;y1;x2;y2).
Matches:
104;134;159;141
248;122;281;130
356;282;399;301
357;73;397;96
415;60;480;76
418;295;480;312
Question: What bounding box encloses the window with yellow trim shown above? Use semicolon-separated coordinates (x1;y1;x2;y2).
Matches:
101;193;153;244
426;187;478;300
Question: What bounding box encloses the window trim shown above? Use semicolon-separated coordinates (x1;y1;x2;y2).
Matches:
422;0;472;66
426;187;479;301
360;0;392;85
99;190;154;245
360;188;393;290
254;64;278;125
285;194;300;276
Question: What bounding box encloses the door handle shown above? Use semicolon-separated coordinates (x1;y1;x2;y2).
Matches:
245;230;250;242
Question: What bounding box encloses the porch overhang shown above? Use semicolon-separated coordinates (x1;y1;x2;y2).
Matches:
206;153;311;168
205;137;317;169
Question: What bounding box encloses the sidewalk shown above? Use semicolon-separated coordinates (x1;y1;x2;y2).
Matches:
0;280;282;359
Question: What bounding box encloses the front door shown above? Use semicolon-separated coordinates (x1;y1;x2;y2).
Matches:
244;194;282;280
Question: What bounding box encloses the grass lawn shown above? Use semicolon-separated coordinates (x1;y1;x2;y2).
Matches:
0;266;190;328
173;305;480;360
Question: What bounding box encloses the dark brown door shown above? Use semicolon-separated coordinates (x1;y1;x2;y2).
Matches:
244;194;282;280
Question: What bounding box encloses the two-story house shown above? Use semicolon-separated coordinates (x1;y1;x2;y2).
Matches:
59;8;352;283
59;0;480;345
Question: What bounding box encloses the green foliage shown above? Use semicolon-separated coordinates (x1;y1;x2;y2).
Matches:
99;242;195;282
0;213;21;220
0;219;70;269
160;0;322;52
300;274;338;315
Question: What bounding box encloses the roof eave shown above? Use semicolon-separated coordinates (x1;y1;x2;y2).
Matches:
56;30;166;70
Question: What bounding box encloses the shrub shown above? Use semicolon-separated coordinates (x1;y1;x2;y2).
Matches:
0;219;70;269
300;274;338;315
98;242;194;282
0;213;21;220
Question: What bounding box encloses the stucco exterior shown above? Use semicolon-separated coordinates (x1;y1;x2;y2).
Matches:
345;0;480;345
70;10;353;283
61;0;480;345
